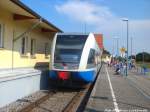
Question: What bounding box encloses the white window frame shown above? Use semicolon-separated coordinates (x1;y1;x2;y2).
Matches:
30;38;36;57
20;36;28;55
0;23;4;48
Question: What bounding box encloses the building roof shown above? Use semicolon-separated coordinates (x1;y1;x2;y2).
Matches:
94;34;104;49
7;0;62;32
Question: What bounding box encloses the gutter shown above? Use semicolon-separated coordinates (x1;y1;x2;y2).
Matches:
10;0;63;33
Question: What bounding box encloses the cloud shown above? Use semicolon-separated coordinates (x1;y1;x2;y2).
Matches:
55;0;117;25
55;0;150;53
55;0;121;37
129;20;150;53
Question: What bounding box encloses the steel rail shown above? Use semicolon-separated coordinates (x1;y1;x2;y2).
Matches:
19;65;103;112
63;65;103;112
19;91;56;112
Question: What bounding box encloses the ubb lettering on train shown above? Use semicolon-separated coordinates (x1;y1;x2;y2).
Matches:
49;33;102;85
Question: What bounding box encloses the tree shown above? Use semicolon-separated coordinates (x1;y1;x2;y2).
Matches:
136;52;150;62
129;55;136;59
103;49;110;55
117;56;125;61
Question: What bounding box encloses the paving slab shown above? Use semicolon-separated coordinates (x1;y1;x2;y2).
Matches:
127;70;150;97
85;65;114;112
85;65;150;112
108;68;150;111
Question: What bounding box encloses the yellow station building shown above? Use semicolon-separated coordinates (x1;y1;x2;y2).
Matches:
0;0;61;69
0;0;62;107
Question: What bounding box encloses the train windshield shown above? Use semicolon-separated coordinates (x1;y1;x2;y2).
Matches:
54;35;88;65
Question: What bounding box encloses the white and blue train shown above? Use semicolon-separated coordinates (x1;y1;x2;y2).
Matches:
49;33;102;86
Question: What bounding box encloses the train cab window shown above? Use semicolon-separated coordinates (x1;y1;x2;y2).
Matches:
54;35;88;69
87;49;96;68
54;35;87;63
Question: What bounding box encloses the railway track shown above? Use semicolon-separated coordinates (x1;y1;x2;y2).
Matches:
19;68;101;112
17;84;92;112
63;66;102;112
0;83;95;112
19;90;56;112
0;66;102;112
62;84;91;112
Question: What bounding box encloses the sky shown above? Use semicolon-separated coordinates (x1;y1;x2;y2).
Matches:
22;0;150;55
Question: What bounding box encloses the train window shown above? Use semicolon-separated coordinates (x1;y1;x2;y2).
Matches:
87;49;96;68
54;35;88;64
56;35;88;49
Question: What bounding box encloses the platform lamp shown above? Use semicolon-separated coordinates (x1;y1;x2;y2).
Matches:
113;37;119;57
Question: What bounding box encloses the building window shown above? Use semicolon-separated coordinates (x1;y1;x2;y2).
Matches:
0;24;4;48
45;43;49;58
30;38;36;57
21;36;28;55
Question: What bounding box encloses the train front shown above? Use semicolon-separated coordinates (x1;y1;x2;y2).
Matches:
49;33;95;86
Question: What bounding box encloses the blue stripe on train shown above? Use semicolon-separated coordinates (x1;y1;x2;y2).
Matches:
49;70;96;82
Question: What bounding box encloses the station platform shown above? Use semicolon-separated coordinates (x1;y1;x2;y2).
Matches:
0;68;49;108
85;65;150;112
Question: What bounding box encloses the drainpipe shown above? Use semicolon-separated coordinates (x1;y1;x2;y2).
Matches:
12;30;15;70
12;18;42;70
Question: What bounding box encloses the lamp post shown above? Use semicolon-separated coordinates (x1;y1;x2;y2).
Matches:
131;37;133;57
122;18;129;76
113;37;119;57
143;49;144;65
84;22;86;34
